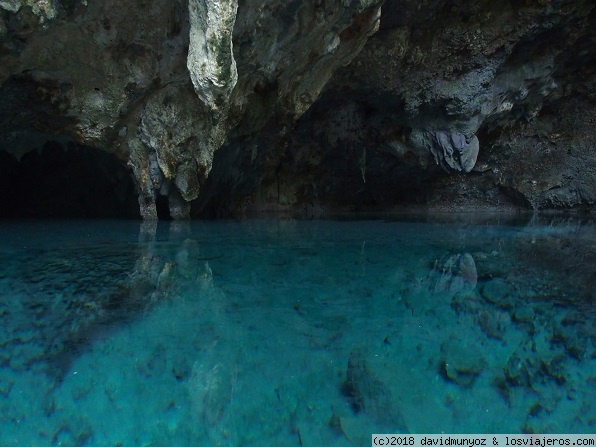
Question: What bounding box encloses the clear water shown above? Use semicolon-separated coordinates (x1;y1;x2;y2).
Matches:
0;217;594;446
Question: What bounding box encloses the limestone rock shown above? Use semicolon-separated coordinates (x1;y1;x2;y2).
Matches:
440;336;485;387
344;349;408;430
137;85;216;205
187;0;238;114
0;0;57;22
0;0;595;217
433;131;480;173
477;310;510;340
481;278;515;308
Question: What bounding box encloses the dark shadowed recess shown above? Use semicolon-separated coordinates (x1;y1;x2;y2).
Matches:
0;141;139;218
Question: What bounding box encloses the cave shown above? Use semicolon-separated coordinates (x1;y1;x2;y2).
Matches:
0;140;139;219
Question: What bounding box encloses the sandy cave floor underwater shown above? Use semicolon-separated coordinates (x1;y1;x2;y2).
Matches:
0;217;594;446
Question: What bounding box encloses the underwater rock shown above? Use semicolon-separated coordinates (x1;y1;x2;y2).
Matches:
338;415;377;446
512;305;535;324
552;321;589;361
297;423;326;447
344;349;407;431
52;424;92;447
440;336;485;387
477;309;510;340
481;278;515;308
504;345;572;392
503;352;532;388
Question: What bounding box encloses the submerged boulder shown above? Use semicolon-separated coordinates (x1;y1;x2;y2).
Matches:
440;336;486;387
344;349;408;431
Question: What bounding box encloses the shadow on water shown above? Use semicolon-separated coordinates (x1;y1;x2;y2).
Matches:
0;220;212;383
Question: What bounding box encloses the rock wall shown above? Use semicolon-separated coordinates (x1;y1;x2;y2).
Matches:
0;0;594;218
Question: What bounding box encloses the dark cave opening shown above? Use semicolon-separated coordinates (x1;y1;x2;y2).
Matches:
155;195;172;220
0;141;140;218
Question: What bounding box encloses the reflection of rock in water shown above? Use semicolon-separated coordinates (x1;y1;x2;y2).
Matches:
435;226;596;432
189;354;234;425
188;348;239;444
403;252;479;317
432;253;477;295
0;221;209;382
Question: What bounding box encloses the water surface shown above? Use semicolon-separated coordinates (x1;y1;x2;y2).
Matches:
0;217;594;446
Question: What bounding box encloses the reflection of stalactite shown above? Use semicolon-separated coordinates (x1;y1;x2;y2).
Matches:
130;221;180;304
139;220;158;242
188;352;233;425
130;221;216;306
1;221;220;382
169;220;191;238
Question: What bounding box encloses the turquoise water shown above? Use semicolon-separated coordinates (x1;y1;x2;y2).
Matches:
0;217;594;446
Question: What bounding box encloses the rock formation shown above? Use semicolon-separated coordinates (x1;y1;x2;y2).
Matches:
0;0;594;218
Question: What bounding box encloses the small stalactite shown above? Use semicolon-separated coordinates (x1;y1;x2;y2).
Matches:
359;146;366;184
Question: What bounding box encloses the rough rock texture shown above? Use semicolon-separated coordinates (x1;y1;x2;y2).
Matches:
0;0;594;218
344;348;408;430
187;0;238;114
